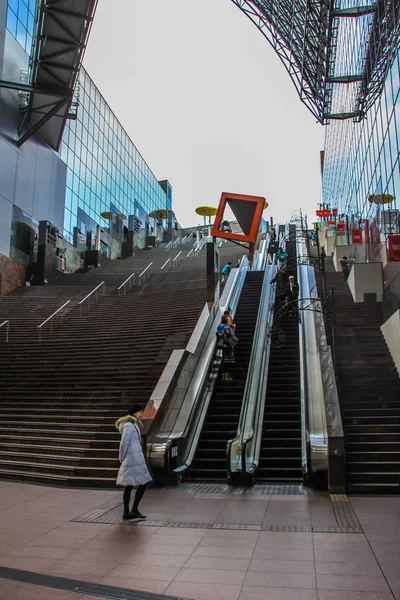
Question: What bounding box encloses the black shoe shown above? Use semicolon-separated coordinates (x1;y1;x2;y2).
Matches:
130;510;146;519
123;513;137;520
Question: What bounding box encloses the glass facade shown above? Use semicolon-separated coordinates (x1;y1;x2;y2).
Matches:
6;0;36;54
60;69;171;246
322;41;399;242
6;0;172;253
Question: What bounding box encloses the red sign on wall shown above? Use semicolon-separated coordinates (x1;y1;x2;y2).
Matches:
316;209;331;218
331;208;338;217
351;230;362;245
337;222;345;235
388;235;400;261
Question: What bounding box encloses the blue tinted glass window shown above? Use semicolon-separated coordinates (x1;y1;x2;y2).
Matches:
18;1;28;27
16;19;26;48
6;7;17;36
8;0;18;14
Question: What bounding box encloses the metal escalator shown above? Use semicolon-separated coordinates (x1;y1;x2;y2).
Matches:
190;272;264;481
258;246;302;482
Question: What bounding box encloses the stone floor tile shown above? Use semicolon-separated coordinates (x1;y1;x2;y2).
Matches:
165;581;242;600
199;535;257;549
192;545;254;559
249;559;315;574
315;562;383;577
317;592;395;600
47;559;117;580
107;563;181;582
0;555;56;573
184;556;250;571
244;572;316;589
0;582;79;600
101;576;169;595
135;541;198;555
239;587;318;600
314;550;377;564
316;574;390;592
175;567;246;585
253;547;314;562
171;513;216;524
256;532;313;550
121;551;189;568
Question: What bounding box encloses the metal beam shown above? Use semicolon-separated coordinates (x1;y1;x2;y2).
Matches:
17;98;68;147
327;75;364;83
0;80;33;93
324;111;363;120
333;5;376;17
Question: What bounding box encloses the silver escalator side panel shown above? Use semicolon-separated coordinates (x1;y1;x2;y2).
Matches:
147;257;250;477
298;264;329;477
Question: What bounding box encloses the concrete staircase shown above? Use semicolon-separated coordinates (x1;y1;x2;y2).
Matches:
326;260;400;494
0;241;212;487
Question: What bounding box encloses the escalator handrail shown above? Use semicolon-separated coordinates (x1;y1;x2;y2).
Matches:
297;235;329;478
227;251;277;478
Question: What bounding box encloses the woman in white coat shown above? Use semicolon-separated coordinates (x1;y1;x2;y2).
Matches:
116;404;152;520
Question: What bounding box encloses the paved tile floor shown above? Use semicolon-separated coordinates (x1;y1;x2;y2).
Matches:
0;481;399;600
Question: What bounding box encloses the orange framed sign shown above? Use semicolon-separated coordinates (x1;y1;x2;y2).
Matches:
211;192;266;244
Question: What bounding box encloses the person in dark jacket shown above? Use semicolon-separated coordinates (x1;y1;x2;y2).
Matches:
270;266;289;302
221;326;238;381
284;276;299;302
339;256;350;280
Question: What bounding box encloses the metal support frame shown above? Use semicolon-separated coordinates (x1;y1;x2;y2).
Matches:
14;0;98;149
267;296;332;348
231;0;400;123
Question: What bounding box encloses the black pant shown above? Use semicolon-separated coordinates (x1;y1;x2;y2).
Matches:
123;484;147;515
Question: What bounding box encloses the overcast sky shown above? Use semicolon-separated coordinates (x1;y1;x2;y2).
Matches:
83;0;324;228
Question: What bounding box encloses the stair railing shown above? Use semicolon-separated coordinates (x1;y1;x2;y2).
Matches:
186;248;194;258
172;251;182;268
165;241;173;251
161;258;171;270
37;301;71;341
117;272;136;295
138;262;153;285
78;282;105;317
0;320;10;343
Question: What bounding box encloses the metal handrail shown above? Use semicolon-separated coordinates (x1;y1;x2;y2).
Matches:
228;251;277;479
172;251;182;267
138;262;153;284
37;301;70;341
165;241;172;251
117;272;136;295
161;258;171;270
0;320;10;343
78;281;105;316
186;249;194;258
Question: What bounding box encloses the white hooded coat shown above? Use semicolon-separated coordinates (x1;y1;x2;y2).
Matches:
116;417;152;487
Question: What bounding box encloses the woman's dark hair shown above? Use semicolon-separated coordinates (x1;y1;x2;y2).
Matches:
221;316;228;324
223;310;230;316
128;403;144;415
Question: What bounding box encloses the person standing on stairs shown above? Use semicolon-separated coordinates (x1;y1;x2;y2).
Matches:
270;266;289;304
276;247;288;267
223;310;236;333
116;404;152;521
221;326;238;381
283;276;299;314
221;262;232;287
339;256;350;281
